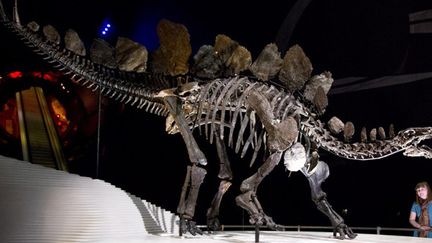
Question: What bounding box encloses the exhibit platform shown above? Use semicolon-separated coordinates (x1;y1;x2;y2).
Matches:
88;231;430;243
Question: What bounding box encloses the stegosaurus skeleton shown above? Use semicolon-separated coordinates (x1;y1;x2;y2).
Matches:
1;2;432;240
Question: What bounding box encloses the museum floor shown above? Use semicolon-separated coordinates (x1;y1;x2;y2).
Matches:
89;231;430;243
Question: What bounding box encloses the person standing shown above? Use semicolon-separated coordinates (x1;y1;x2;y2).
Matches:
409;181;432;238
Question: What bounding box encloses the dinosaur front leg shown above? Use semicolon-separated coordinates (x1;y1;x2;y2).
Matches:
235;151;284;230
164;96;207;235
301;161;357;239
206;131;233;232
178;164;207;235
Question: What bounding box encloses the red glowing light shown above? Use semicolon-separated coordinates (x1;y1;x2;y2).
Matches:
43;73;55;81
32;71;57;82
32;72;42;78
7;71;23;79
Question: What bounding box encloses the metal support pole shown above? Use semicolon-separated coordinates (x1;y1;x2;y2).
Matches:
96;89;102;178
179;217;183;237
255;225;260;243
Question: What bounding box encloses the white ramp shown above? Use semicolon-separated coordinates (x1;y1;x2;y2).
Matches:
0;155;179;243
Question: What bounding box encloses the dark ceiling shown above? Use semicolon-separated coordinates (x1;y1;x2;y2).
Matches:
2;0;430;77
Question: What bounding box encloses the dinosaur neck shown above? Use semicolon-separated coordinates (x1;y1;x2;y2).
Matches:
2;20;180;116
301;118;405;160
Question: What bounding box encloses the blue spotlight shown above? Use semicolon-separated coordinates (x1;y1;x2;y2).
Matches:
99;20;114;38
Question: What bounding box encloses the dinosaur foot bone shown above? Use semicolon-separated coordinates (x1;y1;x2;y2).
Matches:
235;192;284;231
206;216;221;232
180;218;203;236
262;215;285;231
333;223;357;240
247;213;285;231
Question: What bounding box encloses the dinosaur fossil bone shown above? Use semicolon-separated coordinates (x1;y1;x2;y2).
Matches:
1;2;432;240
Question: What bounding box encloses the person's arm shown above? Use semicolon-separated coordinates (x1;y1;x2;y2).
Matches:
409;211;421;229
409;211;431;231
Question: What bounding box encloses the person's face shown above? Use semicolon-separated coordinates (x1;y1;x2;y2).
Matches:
416;186;428;200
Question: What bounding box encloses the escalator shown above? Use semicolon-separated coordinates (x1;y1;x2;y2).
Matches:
16;86;67;171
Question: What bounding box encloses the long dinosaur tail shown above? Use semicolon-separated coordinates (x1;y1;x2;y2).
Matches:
302;118;432;160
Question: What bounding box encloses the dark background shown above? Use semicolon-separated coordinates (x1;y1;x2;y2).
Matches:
1;0;432;234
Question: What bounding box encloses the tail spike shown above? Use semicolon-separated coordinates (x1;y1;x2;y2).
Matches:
343;121;354;143
360;127;367;143
378;127;386;140
389;124;395;138
369;128;377;142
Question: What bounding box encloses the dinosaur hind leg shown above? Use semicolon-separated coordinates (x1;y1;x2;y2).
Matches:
301;161;357;239
235;151;284;231
206;180;231;232
206;131;233;232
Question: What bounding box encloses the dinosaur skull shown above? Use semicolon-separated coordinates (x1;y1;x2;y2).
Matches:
283;142;307;172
